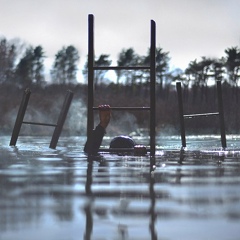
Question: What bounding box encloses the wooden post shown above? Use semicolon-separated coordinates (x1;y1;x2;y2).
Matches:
10;88;31;146
176;82;186;148
216;80;227;148
87;14;94;140
150;20;156;157
49;90;74;149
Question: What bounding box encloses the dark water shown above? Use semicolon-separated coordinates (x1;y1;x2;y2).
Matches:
0;135;240;240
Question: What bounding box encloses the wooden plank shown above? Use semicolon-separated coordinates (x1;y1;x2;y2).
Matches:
184;112;219;119
93;66;150;70
93;107;150;111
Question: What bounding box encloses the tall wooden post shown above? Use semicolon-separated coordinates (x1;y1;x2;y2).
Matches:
150;20;156;157
176;82;186;148
50;90;73;149
87;14;94;140
216;80;227;149
10;88;31;146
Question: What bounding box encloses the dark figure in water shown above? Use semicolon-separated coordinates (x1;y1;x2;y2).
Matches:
84;105;147;156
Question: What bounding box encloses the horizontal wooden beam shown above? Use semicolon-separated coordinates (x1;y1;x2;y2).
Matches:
93;66;150;70
22;121;57;127
93;107;150;111
184;112;219;119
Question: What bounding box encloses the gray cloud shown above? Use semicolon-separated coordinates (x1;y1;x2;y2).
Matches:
0;0;239;75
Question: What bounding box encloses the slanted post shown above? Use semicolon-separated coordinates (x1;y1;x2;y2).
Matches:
216;80;227;149
176;82;186;148
87;14;95;140
150;20;156;157
10;88;31;146
49;90;74;149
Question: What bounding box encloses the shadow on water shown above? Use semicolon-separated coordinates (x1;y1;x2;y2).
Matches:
0;136;240;239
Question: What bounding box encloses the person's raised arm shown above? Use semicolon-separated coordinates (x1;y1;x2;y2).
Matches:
84;105;111;155
99;105;111;129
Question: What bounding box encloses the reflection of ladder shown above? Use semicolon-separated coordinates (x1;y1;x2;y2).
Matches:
176;81;227;149
10;88;73;149
87;14;156;155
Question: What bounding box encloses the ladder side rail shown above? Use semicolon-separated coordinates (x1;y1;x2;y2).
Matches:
176;82;186;148
87;14;95;140
49;90;74;149
150;20;156;157
10;89;31;146
216;80;227;148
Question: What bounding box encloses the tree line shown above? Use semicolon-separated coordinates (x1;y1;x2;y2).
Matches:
0;38;79;87
1;37;240;89
1;36;240;136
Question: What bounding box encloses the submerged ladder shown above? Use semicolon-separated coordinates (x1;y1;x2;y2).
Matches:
87;14;156;156
176;81;227;149
9;88;73;149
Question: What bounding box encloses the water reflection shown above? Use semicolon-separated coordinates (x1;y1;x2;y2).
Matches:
0;136;240;239
83;157;157;239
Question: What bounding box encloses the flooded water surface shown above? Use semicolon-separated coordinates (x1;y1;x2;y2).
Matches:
0;135;240;240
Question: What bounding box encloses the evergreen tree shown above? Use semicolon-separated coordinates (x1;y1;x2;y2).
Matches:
15;45;45;87
33;46;45;85
224;46;240;86
15;47;34;87
0;38;17;84
51;45;79;84
94;54;111;86
142;47;170;91
82;54;111;87
116;48;139;85
211;58;225;82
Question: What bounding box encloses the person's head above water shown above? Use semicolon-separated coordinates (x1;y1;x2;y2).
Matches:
110;136;135;149
109;135;147;156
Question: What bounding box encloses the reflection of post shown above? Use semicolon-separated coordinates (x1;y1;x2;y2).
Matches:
149;174;157;240
178;149;185;165
84;161;93;240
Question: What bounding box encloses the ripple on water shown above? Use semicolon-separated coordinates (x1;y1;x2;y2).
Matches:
1;136;240;240
36;157;63;161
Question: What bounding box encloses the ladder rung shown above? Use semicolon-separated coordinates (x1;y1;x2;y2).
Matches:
93;66;150;70
22;121;57;127
93;107;150;111
184;112;219;119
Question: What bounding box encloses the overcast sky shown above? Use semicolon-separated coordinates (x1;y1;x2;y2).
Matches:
0;0;240;81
